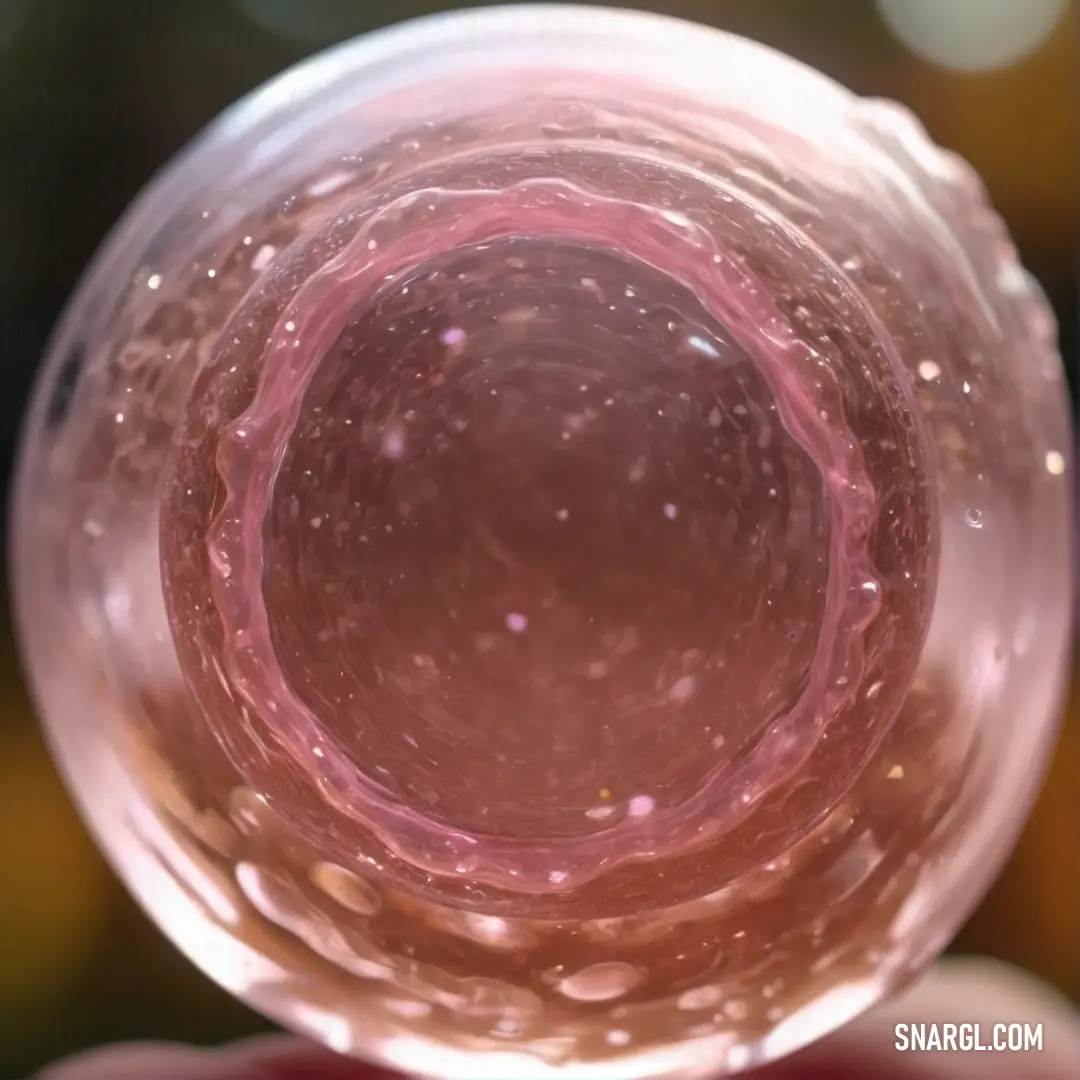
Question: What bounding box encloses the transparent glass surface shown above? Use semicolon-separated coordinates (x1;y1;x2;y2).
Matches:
10;6;1073;1078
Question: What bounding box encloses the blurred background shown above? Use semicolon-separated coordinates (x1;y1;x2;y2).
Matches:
0;0;1076;1075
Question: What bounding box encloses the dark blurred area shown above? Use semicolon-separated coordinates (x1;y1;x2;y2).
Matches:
0;1;1076;1076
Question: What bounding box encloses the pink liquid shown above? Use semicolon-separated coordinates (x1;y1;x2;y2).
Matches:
162;91;928;912
13;55;1071;1079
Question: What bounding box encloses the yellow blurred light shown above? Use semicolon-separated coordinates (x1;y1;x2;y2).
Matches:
897;17;1077;243
0;727;111;1010
877;0;1067;72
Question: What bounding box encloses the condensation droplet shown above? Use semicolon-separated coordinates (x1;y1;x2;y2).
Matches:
677;984;723;1010
668;674;697;702
556;962;643;1002
429;908;538;952
1045;450;1066;476
250;244;276;271
723;998;749;1021
228;786;270;835
383;997;433;1019
380;420;407;460
309;861;382;916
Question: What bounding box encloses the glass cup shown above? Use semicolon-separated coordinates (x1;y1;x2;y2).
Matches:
10;6;1073;1078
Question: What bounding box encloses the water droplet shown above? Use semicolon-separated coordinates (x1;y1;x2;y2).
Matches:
251;244;276;271
384;998;432;1020
685;335;719;359
723;998;749;1021
430;910;536;951
556;962;643;1002
228;786;270;835
677;985;723;1010
668;674;697;702
309;861;382;916
965;507;984;529
380;419;407;460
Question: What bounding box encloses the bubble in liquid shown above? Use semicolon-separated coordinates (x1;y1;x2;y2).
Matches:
9;6;1072;1079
